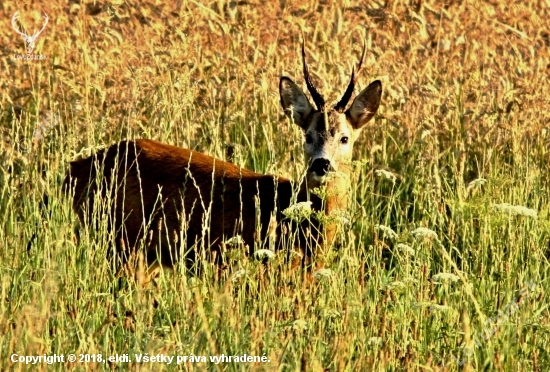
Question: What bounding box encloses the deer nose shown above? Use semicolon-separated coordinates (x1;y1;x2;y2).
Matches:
310;158;332;176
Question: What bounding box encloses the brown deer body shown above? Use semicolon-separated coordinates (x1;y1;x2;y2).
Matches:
65;41;382;269
68;139;298;267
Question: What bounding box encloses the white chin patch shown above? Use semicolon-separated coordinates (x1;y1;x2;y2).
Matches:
313;174;326;182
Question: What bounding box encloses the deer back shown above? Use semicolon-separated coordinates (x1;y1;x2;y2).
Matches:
65;139;294;266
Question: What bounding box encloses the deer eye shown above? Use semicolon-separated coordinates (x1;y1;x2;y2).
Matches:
305;134;313;144
340;136;349;144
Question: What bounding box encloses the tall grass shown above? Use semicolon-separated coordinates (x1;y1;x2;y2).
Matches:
1;0;549;370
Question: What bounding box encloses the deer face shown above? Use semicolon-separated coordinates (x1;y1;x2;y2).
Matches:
279;41;382;184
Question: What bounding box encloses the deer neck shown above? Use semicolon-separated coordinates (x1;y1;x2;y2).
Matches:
297;167;351;247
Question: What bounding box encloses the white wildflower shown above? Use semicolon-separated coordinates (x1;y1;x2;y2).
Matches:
493;203;537;218
386;280;407;291
411;227;438;240
254;249;275;260
330;210;351;225
324;309;341;319
283;201;313;221
231;269;247;282
368;337;383;346
374;169;397;184
466;178;487;192
375;224;398;239
335;215;350;225
224;235;244;246
396;243;415;255
429;304;454;312
292;319;308;331
314;268;334;279
432;272;460;283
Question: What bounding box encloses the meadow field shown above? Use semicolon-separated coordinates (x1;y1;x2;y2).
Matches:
1;0;550;370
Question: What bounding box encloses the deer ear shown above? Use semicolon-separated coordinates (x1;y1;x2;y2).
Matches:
280;77;313;130
347;80;382;129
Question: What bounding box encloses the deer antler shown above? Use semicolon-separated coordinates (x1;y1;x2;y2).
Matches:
11;11;27;37
11;11;49;39
11;11;49;54
301;38;326;111
334;36;367;112
34;13;49;39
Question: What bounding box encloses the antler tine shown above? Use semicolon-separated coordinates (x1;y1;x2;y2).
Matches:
11;11;26;37
301;38;326;111
35;12;49;37
334;37;367;112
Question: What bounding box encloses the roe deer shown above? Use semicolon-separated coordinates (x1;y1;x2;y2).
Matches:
64;41;382;271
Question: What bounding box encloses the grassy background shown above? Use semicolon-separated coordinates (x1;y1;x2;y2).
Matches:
1;0;550;370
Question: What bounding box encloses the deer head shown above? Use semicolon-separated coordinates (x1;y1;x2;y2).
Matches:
279;39;382;188
11;11;49;54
